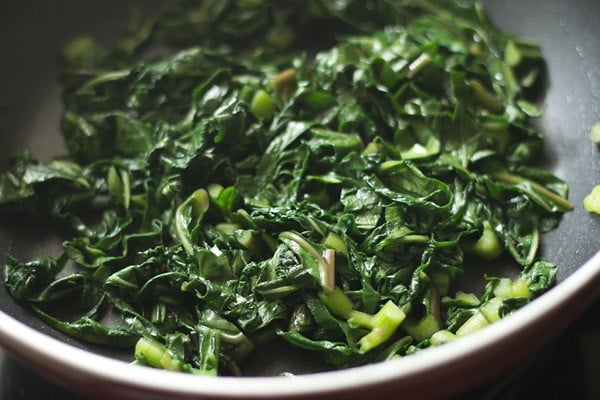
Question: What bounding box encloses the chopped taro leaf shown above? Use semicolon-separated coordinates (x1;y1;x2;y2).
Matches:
1;0;571;376
584;185;600;215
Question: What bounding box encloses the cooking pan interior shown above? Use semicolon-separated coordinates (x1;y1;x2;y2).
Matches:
0;0;599;379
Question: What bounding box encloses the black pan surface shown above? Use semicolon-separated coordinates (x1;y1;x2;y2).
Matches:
0;0;599;397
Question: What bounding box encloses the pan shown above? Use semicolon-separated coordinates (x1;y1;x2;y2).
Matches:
0;0;599;398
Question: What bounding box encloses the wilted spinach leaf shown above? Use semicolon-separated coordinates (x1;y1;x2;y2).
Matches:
1;0;571;376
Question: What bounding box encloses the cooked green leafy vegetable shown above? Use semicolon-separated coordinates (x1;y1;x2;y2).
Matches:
584;185;600;215
1;0;572;375
590;122;600;145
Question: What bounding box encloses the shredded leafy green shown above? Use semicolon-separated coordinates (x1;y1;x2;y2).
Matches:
1;0;572;375
590;122;600;145
584;185;600;215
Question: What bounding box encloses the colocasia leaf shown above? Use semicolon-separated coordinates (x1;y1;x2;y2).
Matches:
1;0;571;375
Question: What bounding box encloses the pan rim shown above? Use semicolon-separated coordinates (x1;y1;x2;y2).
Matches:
1;250;600;398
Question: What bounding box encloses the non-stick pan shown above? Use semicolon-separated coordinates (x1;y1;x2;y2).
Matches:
0;0;599;398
